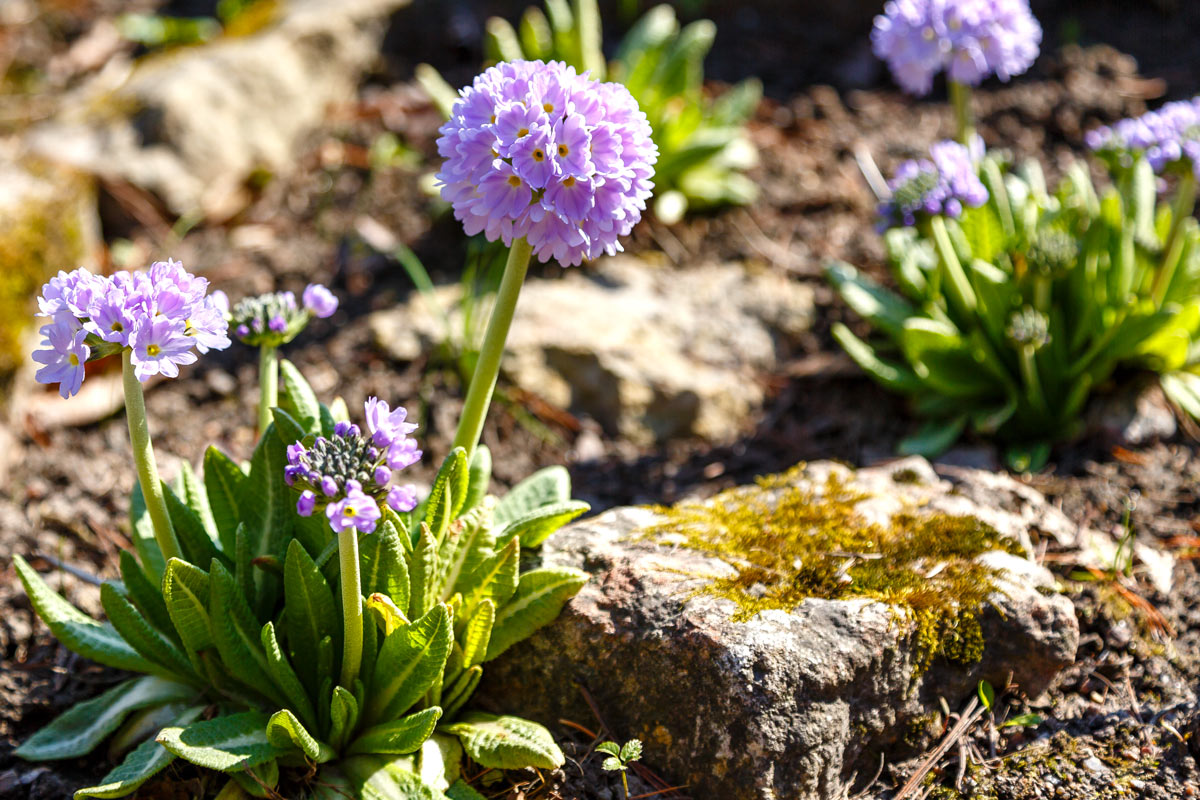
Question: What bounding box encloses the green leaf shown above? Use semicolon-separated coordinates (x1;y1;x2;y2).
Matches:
497;500;589;548
1002;713;1045;729
825;261;916;340
408;523;438;621
261;622;319;733
270;407;309;451
74;705;205;799
977;680;995;712
620;739;643;762
459;599;494;670
602;755;623;771
897;417;968;458
367;593;411;637
423;448;468;542
494;466;571;526
518;7;552;60
418;734;462;793
266;709;334;763
463;445;492;514
349;707;443;755
284;539;339;697
441;666;481;721
204;445;255;555
483;16;524;63
458;538;519;619
485;567;587;661
443;712;564;770
100;582;195;680
129;483;165;582
157;711;284;773
329;686;360;753
595;741;621;758
162;559;213;667
1163;371;1200;418
246;423;292;616
831;324;923;393
13;555;156;674
446;781;487;800
368;605;453;725
178;460;219;546
361;521;410;613
163;482;222;568
325;755;450;800
16;676;197;761
118;550;176;644
958;203;1007;264
278;359;322;432
209;561;286;708
438;507;497;604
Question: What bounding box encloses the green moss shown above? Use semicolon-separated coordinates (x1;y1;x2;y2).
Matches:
645;465;1023;672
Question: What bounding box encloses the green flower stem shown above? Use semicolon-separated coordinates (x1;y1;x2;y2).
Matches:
621;770;630;800
258;344;279;435
930;215;978;317
451;237;534;458
1018;345;1049;416
1152;170;1197;307
949;80;976;145
122;350;183;563
338;528;363;691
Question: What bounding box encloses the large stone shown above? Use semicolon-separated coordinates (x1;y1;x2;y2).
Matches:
27;0;409;217
480;457;1079;800
370;256;815;444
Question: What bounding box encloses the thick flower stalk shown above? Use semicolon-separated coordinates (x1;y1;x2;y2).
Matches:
228;284;339;433
33;261;230;563
872;0;1041;141
436;59;657;457
286;397;421;690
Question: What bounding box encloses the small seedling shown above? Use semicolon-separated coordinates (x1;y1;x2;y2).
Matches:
598;738;643;800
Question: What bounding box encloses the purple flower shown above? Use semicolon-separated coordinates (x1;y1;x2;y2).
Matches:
879;137;988;228
326;481;382;534
437;60;658;267
302;284;338;319
321;476;339;497
872;0;1041;97
1088;98;1200;179
188;297;232;354
32;318;90;399
130;317;198;381
386;438;422;471
365;397;418;448
297;491;316;517
386;484;419;513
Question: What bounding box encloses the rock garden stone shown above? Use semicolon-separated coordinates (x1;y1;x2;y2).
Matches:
480;457;1080;800
370;256;816;444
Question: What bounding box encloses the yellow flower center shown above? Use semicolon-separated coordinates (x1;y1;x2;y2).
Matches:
111;322;123;332
507;175;522;187
543;102;554;113
146;344;161;357
518;127;529;137
490;114;497;124
563;176;576;187
345;506;357;517
68;353;80;366
557;143;569;157
532;149;545;162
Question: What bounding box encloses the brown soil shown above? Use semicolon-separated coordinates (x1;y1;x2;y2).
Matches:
5;2;1200;799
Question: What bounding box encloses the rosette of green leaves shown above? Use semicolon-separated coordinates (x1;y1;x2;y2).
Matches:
417;0;761;224
828;149;1200;470
360;440;590;792
15;360;589;798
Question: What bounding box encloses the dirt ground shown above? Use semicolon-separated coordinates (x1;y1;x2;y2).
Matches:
5;1;1200;798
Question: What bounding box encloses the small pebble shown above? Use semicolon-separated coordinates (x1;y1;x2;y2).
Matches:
1081;755;1106;774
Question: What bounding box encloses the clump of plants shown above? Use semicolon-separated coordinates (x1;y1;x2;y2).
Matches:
830;0;1200;470
419;0;760;224
17;56;660;799
644;467;1022;672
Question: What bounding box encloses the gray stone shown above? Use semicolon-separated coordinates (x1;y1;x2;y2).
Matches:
370;256;815;444
27;0;409;217
480;458;1079;800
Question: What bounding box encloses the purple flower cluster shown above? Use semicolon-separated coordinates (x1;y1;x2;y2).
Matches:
880;138;989;228
286;398;421;534
1086;98;1200;178
229;284;338;347
436;59;658;266
872;0;1042;96
33;261;229;398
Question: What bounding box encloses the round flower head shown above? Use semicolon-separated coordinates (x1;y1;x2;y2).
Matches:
872;0;1041;96
228;283;338;348
285;397;422;531
32;260;229;397
879;137;988;228
1087;98;1200;179
436;60;658;267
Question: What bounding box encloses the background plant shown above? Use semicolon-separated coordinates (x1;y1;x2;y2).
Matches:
418;0;760;224
829;134;1200;470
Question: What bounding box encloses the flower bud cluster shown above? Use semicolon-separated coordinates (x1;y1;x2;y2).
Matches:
1086;98;1200;179
286;398;421;534
33;260;229;397
230;284;338;348
879;138;989;228
1007;307;1050;350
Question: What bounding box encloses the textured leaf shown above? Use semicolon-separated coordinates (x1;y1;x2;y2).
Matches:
458;539;519;618
417;734;462;793
16;676;196;761
261;622;319;733
163;482;222;568
177;460;219;546
266;709;333;763
74;705;204;799
13;555;155;674
204;445;255;555
486;568;587;661
446;781;486;800
129;483;165;581
496;500;589;548
156;711;284;773
100;582;195;680
620;739;643;762
328;686;359;753
209;561;286;708
278;359;321;432
361;522;410;613
459;599;494;670
441;666;481;721
408;523;438;620
118;550;176;644
438;507;496;603
367;593;410;637
270;407;309;454
368;605;453;725
284;539;339;696
327;756;449;800
493;466;570;526
462;445;492;515
825;261;916;340
1164;371;1200;418
162;559;213;666
423;448;467;542
246;423;292;616
349;707;443;755
443;713;563;770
